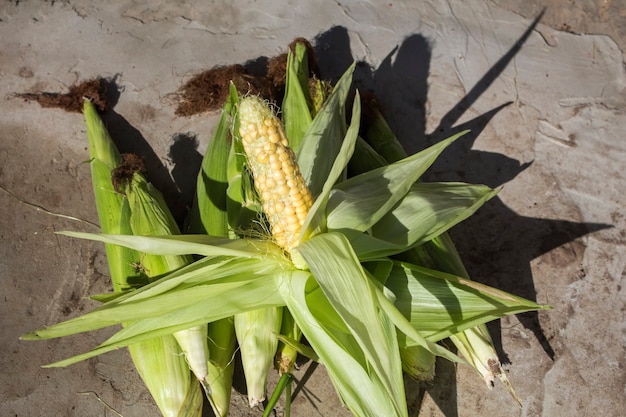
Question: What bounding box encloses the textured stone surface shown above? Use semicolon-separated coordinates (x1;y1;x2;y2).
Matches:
1;1;624;416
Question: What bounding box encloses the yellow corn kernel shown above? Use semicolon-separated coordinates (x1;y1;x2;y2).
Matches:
238;96;313;253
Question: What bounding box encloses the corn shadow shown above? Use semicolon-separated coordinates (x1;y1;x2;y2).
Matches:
168;131;204;217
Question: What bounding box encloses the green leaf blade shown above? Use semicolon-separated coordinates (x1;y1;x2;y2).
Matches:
277;271;406;417
282;43;314;151
371;182;499;248
386;261;550;342
23;256;285;341
296;232;408;417
57;232;283;260
296;63;355;197
326;130;470;233
302;92;361;241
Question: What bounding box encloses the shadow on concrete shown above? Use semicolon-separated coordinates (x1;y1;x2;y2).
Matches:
168;131;204;216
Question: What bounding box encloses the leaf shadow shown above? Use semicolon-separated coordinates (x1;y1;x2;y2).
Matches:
312;9;611;416
168;131;204;215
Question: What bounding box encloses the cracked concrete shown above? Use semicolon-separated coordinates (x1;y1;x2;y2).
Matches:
1;1;625;416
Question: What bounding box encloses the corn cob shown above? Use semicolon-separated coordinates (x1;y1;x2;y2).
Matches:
233;96;314;407
238;96;313;254
83;99;203;417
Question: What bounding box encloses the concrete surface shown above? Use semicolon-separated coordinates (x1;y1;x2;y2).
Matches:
1;1;625;416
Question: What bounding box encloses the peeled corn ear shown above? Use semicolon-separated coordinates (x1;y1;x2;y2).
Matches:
236;96;315;407
238;96;313;253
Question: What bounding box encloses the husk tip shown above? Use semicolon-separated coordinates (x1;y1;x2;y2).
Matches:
248;395;265;408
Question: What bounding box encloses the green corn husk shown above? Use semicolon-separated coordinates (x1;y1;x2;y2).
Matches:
83;99;134;288
83;99;203;417
359;95;408;165
282;40;314;151
425;234;522;404
205;317;236;415
359;95;521;402
186;86;238;417
399;344;436;382
129;335;205;417
118;166;211;395
235;307;283;407
396;249;437;383
275;309;301;374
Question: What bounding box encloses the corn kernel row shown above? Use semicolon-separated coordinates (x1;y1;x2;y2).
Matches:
238;96;313;253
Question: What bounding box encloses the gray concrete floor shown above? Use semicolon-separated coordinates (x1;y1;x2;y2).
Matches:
1;1;625;416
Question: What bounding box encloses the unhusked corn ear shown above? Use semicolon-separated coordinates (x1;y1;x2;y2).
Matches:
235;307;283;407
238;96;313;253
83;99;203;417
116;162;211;396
